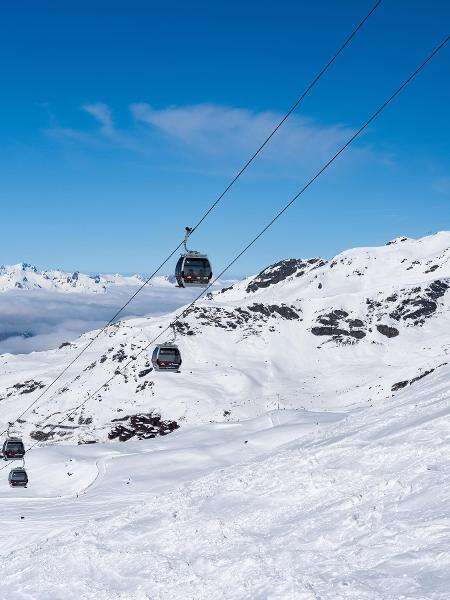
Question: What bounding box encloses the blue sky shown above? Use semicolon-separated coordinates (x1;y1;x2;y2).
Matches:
1;0;449;276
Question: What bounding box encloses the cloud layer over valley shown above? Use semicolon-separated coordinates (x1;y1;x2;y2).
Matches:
0;283;205;355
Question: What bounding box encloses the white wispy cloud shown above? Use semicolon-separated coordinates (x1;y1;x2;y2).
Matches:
82;102;115;136
45;101;375;177
130;102;360;170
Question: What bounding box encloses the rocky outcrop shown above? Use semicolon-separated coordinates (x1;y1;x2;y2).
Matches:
246;258;325;293
174;302;301;335
391;363;447;392
311;310;366;343
108;413;179;441
389;280;449;325
376;324;399;338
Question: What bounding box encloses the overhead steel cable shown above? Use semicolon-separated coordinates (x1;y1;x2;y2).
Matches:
3;35;446;470
0;0;383;437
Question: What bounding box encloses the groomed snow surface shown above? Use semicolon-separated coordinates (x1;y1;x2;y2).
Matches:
1;365;449;599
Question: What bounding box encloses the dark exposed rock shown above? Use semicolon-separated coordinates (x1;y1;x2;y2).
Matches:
406;260;420;271
390;298;437;323
78;415;92;425
311;326;366;340
30;429;55;441
386;236;408;245
376;324;399;338
366;298;382;310
247;303;300;320
317;310;349;326
246;258;320;293
347;319;364;328
176;302;301;334
173;320;197;336
425;265;439;273
136;380;154;393
388;280;448;325
219;285;234;294
391;363;446;392
138;368;153;378
8;380;45;396
112;349;127;363
410;368;435;384
427;280;449;300
391;380;408;391
58;341;73;349
312;309;366;343
108;413;179;442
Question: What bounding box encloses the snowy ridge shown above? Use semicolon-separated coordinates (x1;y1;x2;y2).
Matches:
0;262;166;293
0;231;448;444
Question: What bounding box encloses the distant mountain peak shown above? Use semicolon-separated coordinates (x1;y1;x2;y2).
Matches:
0;263;149;294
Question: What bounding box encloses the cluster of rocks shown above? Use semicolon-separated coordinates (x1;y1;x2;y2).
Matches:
389;280;449;325
174;302;301;335
6;379;45;397
108;413;179;442
311;310;366;343
246;258;325;293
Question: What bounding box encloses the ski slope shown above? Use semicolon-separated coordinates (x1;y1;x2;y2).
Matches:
0;232;449;598
0;363;448;599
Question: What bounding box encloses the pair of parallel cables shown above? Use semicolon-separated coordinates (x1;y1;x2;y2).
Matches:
1;4;448;459
0;0;384;437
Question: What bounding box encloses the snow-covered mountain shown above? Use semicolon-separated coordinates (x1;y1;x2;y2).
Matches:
0;232;449;599
0;231;448;444
0;262;171;293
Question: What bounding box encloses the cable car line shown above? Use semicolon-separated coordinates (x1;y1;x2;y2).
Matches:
0;0;382;437
2;35;446;475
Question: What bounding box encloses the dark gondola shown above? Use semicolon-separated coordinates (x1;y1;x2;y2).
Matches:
151;343;182;372
2;437;25;460
8;467;28;488
175;227;212;288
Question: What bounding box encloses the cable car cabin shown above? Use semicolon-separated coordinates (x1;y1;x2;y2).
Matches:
2;437;25;460
175;252;212;288
8;467;28;488
151;343;182;372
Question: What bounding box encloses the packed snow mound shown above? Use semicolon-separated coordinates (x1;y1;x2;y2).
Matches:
0;262;151;293
0;231;448;444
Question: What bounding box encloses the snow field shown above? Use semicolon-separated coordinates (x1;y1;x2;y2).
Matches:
0;364;449;599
